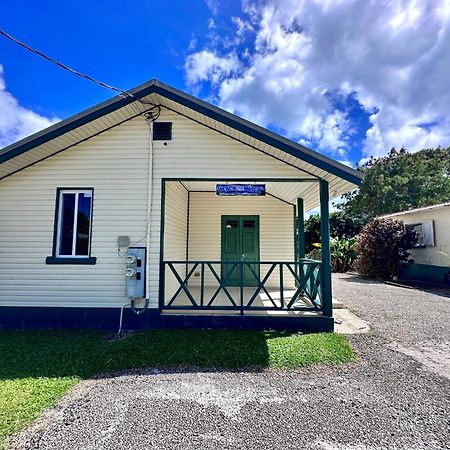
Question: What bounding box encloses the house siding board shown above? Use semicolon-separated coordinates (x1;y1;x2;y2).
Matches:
0;117;149;308
163;182;188;302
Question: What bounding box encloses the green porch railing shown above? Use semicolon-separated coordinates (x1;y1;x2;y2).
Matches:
161;260;323;313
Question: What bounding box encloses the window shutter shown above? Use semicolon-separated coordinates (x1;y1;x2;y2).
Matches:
422;219;435;246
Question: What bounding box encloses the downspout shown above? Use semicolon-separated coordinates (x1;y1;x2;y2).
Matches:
145;117;154;305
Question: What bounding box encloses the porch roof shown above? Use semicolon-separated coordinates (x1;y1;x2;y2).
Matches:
0;79;363;208
171;179;322;211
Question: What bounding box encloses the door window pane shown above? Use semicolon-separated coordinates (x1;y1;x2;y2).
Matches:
226;220;238;228
243;220;255;228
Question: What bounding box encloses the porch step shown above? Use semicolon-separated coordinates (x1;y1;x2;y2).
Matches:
332;298;344;309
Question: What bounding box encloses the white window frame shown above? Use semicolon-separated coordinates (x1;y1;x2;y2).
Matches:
55;189;93;258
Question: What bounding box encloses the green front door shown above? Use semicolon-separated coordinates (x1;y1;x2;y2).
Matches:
221;215;260;287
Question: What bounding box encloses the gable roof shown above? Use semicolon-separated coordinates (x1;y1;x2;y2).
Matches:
0;79;363;189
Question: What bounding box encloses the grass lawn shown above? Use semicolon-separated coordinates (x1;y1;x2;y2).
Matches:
0;329;355;448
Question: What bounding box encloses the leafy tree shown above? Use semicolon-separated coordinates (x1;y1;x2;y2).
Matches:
342;147;450;219
354;218;418;279
304;211;364;254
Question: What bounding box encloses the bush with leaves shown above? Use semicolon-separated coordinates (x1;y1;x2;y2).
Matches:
354;218;417;279
304;211;365;254
312;237;357;273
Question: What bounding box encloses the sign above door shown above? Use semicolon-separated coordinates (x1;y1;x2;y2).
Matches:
216;184;266;196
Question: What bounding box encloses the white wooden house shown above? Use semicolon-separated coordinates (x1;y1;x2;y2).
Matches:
381;202;450;285
0;80;363;331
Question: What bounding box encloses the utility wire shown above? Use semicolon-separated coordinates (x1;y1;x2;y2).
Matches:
0;28;159;114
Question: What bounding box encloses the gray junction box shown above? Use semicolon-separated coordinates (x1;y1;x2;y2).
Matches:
125;247;146;298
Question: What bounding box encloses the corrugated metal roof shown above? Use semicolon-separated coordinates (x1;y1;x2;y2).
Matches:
0;79;363;205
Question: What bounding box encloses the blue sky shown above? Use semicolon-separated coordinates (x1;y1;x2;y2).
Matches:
1;0;450;165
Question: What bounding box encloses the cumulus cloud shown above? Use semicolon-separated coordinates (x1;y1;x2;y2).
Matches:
184;50;241;86
0;65;59;148
185;0;450;161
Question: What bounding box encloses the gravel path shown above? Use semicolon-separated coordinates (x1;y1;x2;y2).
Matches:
333;273;450;380
9;275;450;450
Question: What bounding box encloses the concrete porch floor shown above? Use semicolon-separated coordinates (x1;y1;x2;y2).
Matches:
162;286;322;316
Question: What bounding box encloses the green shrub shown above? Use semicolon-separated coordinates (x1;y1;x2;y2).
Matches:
312;237;357;273
304;212;364;254
354;218;417;279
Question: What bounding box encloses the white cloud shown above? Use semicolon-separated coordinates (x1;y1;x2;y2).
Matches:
185;0;450;161
184;50;241;86
0;65;59;148
204;0;219;15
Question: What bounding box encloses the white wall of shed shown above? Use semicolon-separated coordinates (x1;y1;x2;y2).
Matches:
389;208;450;267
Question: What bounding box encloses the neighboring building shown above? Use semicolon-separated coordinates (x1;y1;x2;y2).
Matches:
381;202;450;285
0;80;363;331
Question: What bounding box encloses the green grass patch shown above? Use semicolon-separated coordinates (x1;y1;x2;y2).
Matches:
0;329;355;448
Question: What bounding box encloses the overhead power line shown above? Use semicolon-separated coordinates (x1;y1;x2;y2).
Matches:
0;28;159;118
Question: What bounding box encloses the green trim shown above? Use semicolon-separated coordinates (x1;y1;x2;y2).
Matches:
185;190;190;278
45;257;96;265
163;177;317;182
266;192;296;206
293;204;297;266
398;263;450;285
320;181;332;317
158;179;166;309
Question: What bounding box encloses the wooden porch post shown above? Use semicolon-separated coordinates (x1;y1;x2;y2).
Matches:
320;180;332;317
297;198;305;259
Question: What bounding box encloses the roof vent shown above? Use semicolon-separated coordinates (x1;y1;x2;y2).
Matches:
153;122;172;141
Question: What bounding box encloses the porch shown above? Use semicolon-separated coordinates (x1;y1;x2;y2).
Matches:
158;178;333;327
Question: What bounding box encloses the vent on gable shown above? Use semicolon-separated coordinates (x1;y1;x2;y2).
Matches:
153;122;172;141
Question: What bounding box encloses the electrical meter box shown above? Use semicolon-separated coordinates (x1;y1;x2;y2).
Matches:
125;247;146;298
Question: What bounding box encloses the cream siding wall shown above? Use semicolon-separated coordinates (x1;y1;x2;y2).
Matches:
0;118;150;307
163;182;188;301
0;107;305;309
390;208;450;267
186;192;295;289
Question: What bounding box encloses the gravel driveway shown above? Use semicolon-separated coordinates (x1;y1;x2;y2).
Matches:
9;274;450;450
